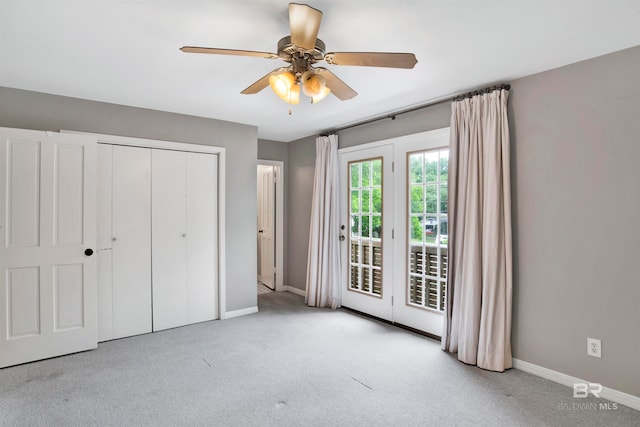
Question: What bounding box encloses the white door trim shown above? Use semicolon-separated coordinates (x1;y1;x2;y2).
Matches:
257;160;284;292
62;131;228;320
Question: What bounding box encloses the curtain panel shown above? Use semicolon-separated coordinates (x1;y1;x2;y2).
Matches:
305;134;341;309
442;89;513;372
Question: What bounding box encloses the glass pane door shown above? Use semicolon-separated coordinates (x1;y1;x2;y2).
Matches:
340;145;393;321
392;128;450;336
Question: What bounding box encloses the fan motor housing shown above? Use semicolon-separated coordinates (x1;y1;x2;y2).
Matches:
277;36;326;62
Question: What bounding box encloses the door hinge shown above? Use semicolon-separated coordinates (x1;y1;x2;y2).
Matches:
392;296;394;306
392;162;395;172
392;229;395;239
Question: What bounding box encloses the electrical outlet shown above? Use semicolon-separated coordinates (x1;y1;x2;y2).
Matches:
587;338;602;358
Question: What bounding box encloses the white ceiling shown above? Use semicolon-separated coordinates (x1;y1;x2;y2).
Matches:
2;1;640;142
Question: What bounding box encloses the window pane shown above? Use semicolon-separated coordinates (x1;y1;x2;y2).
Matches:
410;185;423;214
424;152;438;183
371;215;381;238
372;159;382;186
409;153;423;184
362;161;371;187
410;216;423;244
351;241;360;263
440;184;448;214
351;215;360;237
350;163;360;188
361;216;370;238
439;216;448;238
362;189;371;213
440;252;448;279
406;149;449;314
372;244;382;267
440;151;449;183
372;188;382;213
409;275;423;305
349;158;383;298
409;247;422;274
425;185;437;214
424;216;437;245
427;279;438;309
350;265;359;289
372;268;382;295
351;190;360;213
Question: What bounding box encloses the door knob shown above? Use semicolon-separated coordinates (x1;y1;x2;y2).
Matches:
258;230;264;233
339;235;345;241
84;248;94;256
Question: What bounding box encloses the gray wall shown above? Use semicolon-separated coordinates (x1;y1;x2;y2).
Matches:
285;135;316;291
510;46;640;397
285;46;640;396
258;139;289;286
0;87;258;313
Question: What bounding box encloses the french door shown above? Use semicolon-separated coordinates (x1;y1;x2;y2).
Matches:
0;128;97;368
339;129;449;336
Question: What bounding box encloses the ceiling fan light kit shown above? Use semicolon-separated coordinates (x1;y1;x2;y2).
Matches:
180;3;417;105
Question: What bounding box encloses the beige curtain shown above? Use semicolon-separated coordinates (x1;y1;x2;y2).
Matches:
442;88;512;372
305;134;341;309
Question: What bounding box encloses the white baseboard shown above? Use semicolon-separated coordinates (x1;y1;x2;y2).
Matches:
283;285;306;297
223;306;258;320
513;358;640;411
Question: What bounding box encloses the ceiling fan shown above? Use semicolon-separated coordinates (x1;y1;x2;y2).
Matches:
180;2;418;105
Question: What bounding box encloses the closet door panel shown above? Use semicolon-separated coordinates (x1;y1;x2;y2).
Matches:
186;152;219;324
112;145;152;338
152;149;187;331
97;144;114;342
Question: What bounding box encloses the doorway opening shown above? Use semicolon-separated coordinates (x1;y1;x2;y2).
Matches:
257;161;284;294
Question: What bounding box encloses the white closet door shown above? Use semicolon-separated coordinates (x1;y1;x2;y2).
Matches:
186;152;218;323
111;145;152;338
97;144;114;341
0;128;97;368
152;149;188;331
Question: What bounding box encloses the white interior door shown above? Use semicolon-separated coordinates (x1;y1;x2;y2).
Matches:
257;166;275;289
339;145;393;321
0;127;97;368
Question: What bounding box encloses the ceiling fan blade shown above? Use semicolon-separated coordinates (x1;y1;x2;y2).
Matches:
241;68;290;94
325;52;418;69
289;3;323;50
180;46;279;59
315;68;357;100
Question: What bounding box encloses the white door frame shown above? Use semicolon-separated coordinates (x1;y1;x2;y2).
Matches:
257;160;284;292
62;131;228;319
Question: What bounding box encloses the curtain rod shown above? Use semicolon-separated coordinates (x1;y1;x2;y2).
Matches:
321;83;510;135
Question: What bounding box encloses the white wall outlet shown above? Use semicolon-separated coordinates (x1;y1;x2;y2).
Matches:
587;338;602;358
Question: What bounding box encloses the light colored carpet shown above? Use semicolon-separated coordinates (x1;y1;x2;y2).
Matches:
257;282;273;294
0;291;637;426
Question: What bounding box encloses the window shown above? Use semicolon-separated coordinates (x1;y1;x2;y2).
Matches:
407;149;448;312
349;158;383;297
